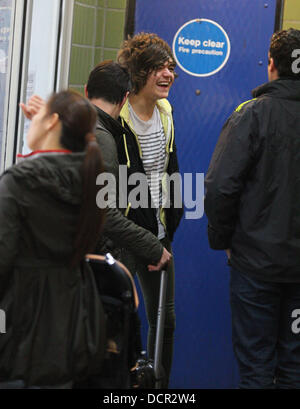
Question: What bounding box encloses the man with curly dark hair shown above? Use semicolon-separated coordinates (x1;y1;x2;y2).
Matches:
117;33;183;387
269;29;300;78
205;28;300;388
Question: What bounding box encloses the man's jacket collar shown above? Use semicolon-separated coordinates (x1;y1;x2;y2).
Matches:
120;98;173;135
120;98;174;155
94;104;127;136
252;78;300;101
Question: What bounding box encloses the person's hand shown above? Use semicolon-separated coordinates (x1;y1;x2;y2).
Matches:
20;95;45;120
148;247;172;272
225;249;231;259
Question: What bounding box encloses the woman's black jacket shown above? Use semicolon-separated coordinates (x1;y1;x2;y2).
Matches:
0;152;106;386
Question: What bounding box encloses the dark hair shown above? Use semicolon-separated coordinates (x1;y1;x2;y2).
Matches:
117;32;178;94
86;60;131;104
46;90;105;267
270;28;300;79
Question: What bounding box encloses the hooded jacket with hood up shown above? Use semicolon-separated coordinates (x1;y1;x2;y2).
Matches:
0;152;106;387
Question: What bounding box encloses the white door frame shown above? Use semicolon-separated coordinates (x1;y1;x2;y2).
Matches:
1;0;29;172
56;0;74;91
2;0;75;171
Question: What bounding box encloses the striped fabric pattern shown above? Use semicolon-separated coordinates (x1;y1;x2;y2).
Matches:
129;104;166;208
129;104;166;238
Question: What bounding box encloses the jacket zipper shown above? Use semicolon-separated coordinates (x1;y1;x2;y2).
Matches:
121;117;143;159
122;133;131;168
159;117;174;232
121;108;174;231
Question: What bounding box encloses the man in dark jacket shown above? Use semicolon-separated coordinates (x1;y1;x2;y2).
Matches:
204;29;300;389
85;61;172;270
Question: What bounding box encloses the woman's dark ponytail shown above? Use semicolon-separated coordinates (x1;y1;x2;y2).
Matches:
71;138;104;268
46;91;105;268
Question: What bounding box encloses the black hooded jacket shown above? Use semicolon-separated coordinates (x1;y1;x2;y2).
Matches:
0;152;106;386
205;79;300;282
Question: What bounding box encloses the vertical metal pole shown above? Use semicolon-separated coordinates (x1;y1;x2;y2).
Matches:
274;0;284;31
13;0;33;162
2;0;30;171
55;0;74;91
124;0;136;39
154;269;167;389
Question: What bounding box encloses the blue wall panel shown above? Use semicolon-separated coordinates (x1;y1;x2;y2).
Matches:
134;0;277;388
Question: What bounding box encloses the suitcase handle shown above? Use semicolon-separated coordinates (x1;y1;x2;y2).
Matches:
153;269;168;389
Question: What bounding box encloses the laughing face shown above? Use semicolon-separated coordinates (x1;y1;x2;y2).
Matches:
141;59;175;101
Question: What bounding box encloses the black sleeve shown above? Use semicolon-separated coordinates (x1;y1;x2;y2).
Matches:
95;128;164;264
204;106;258;250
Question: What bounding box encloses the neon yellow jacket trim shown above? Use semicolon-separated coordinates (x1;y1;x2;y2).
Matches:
235;98;257;112
120;98;175;230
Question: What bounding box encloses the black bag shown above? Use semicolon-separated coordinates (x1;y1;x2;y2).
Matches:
76;253;141;389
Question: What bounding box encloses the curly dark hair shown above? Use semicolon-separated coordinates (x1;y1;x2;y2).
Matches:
117;32;177;94
270;28;300;78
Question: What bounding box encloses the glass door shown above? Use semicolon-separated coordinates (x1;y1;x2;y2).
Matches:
17;0;63;156
0;0;12;159
1;0;74;171
0;0;22;171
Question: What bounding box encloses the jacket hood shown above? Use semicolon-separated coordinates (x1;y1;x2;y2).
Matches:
252;78;300;100
120;98;172;124
7;152;85;205
120;98;175;156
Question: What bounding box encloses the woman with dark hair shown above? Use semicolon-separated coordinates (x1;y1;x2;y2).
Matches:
0;90;106;388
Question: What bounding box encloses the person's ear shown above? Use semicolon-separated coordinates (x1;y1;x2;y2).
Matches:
269;57;276;72
46;113;60;132
84;85;88;99
119;91;129;110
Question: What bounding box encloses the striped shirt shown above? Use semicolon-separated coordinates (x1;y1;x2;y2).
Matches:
129;103;166;239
